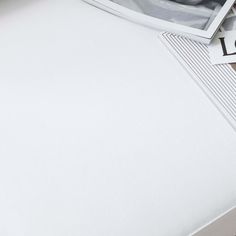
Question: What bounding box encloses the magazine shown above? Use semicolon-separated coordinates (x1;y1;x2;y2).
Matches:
83;0;235;43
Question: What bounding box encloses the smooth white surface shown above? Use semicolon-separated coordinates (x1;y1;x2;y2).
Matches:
0;1;236;236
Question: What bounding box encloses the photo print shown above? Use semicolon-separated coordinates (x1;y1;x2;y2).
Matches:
111;0;226;30
83;0;235;42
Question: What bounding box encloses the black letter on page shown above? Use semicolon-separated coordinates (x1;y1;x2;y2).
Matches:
219;37;236;56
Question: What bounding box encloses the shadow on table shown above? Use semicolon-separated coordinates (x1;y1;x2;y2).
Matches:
0;0;42;16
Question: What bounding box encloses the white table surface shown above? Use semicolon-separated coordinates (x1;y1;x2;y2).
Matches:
0;0;236;235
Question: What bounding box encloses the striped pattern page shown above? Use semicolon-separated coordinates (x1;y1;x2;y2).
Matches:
160;32;236;131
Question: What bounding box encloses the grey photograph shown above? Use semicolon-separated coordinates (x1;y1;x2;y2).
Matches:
111;0;227;30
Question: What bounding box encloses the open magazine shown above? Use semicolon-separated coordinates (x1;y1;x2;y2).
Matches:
83;0;235;43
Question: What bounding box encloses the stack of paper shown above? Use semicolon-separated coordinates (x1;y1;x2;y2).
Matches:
159;5;236;130
83;0;236;127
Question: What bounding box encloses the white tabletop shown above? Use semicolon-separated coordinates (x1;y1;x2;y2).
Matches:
0;0;236;235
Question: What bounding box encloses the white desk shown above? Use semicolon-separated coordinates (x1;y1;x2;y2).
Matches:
0;0;235;235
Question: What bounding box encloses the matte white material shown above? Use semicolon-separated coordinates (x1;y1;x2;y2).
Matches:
0;1;235;236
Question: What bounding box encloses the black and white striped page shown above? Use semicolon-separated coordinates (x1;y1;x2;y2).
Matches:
160;32;236;131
